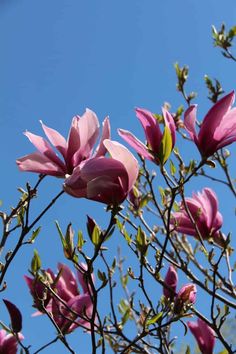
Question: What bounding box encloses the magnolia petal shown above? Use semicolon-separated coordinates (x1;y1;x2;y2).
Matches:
201;188;218;229
199;91;235;148
77;109;100;159
94;117;111;157
24;131;65;169
198;319;215;354
80;157;128;184
163;266;178;299
40;121;67;159
16;152;66;177
184;105;198;143
57;263;79;300
135;108;162;152
214;107;236;140
63;183;87;198
214;134;236;151
162;108;176;148
103;139;139;192
77;262;95;294
118;129;153;160
1;332;19;354
66;116;81;169
87;176;126;204
188;319;215;354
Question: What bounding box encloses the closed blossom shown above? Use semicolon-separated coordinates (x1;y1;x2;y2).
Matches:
119;107;176;164
188;318;215;354
163;265;178;300
0;330;24;354
184;91;236;158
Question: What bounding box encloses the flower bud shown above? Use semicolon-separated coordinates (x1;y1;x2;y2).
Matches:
188;318;215;354
174;283;197;313
128;186;141;210
163;266;178;301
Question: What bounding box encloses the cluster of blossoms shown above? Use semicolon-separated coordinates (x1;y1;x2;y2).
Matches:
163;266;197;313
163;266;215;354
25;263;94;334
17;109;138;206
14;92;236;350
17;91;236;208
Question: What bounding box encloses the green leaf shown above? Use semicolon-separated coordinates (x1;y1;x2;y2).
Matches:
55;221;66;249
139;194;151;209
28;226;41;243
77;230;85;249
169;160;176;176
116;219;132;245
91;225;101;246
121;274;129;288
173;201;180;212
65;223;74;248
146;312;163;326
159;126;172;164
31;249;41;274
185;345;191;354
136;226;148;255
97;269;107;282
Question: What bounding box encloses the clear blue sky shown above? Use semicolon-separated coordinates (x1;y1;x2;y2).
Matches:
0;1;236;353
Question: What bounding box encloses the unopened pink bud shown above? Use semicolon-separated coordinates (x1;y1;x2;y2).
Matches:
174;283;197;313
188;318;215;354
163;266;178;300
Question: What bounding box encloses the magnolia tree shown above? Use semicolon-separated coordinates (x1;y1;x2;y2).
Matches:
1;24;236;354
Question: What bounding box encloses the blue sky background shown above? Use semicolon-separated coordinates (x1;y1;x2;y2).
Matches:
0;1;236;353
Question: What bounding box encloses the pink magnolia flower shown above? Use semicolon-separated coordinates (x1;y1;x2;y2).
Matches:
163;265;178;300
25;263;94;334
171;188;224;245
118;107;176;164
17;109;110;177
188;318;215;354
184;91;236;158
0;330;24;354
174;283;197;314
63;139;139;205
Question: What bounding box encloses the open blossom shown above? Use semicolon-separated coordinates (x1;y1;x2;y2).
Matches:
174;283;197;314
184;91;236;158
118;107;176;164
63;139;139;205
188;319;215;354
171;188;224;245
25;263;94;334
0;330;24;354
17;109;110;177
163;265;178;300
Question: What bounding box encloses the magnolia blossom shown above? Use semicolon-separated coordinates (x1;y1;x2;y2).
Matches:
63;140;139;205
188;319;215;354
0;330;23;354
184;91;236;158
174;283;197;314
119;107;176;164
17;109;110;177
163;265;178;300
171;188;224;245
25;263;94;334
